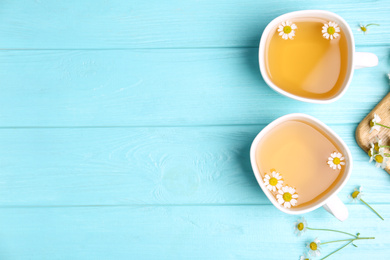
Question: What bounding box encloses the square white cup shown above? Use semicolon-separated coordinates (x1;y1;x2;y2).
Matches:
250;113;352;221
259;10;378;104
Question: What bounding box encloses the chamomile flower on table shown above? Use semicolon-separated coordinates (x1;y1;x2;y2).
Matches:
348;186;364;202
372;150;388;169
369;113;382;133
278;20;297;40
299;252;311;260
322;21;340;40
357;23;380;34
276;185;298;208
307;238;321;257
348;186;384;220
263;171;283;192
327;152;345;170
294;217;307;236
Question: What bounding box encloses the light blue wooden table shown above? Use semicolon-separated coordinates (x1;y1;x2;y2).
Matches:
0;1;389;259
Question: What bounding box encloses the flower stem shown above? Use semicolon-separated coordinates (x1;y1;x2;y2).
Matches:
366;23;380;27
380;145;390;148
320;241;353;260
321;237;375;245
374;123;390;129
360;199;384;220
306;227;356;237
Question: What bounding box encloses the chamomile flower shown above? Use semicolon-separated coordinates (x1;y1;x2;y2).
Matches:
369;113;381;133
358;23;380;34
299;252;311;260
278;20;297;40
294;217;307;236
347;186;384;220
322;21;340;40
368;143;375;160
276;186;298;208
327;152;345;170
373;150;388;169
373;136;384;153
348;186;363;202
263;171;283;192
306;238;321;257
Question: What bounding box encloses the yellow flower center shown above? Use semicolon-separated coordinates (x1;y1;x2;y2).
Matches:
283;192;292;202
361;26;367;32
374;143;380;152
368;150;372;157
352;191;360;199
333;157;341;165
297;222;304;231
283;26;292;34
327;26;336;35
310;242;318;251
375;154;383;163
370;120;375;127
269;177;278;186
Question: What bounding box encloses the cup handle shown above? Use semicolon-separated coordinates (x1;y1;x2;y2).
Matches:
322;195;349;221
354;52;378;69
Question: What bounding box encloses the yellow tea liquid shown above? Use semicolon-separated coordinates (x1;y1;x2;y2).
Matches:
264;18;349;100
255;120;344;208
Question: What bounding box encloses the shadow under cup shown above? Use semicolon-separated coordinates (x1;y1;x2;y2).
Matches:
250;113;352;220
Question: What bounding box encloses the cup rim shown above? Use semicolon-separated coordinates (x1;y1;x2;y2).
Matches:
258;10;355;104
249;113;353;215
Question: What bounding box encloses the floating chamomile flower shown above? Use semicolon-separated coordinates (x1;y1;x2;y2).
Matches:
294;217;307;236
369;113;381;133
322;21;340;40
327;152;345;170
307;238;321;257
278;20;297;40
276;186;298;208
263;171;283;192
299;252;311;260
348;186;363;202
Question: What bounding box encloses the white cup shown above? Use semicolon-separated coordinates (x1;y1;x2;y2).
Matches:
250;113;352;221
258;10;378;104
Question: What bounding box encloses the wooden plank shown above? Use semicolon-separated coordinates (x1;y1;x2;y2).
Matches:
356;93;390;174
0;46;388;127
0;205;387;259
0;125;387;206
0;0;389;49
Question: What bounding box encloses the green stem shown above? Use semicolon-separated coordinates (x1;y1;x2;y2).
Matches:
360;199;384;220
374;123;390;129
366;23;380;27
321;237;374;245
380;145;390;148
306;227;356;237
320;241;353;260
384;153;390;157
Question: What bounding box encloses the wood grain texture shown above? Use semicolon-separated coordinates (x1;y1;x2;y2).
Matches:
0;46;388;127
0;205;388;260
0;1;389;259
1;125;389;206
356;93;390;174
0;0;389;49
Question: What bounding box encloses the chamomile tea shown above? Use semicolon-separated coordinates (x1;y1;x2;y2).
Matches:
264;18;349;100
255;120;346;209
